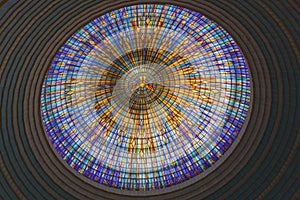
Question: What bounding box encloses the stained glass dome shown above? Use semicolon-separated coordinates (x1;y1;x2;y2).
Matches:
41;4;251;191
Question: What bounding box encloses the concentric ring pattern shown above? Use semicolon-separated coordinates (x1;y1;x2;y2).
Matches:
0;1;299;199
41;4;250;190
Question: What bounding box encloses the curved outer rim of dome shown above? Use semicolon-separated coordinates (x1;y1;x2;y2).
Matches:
6;0;299;199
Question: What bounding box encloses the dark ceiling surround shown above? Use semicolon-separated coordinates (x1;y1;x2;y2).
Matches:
0;1;299;199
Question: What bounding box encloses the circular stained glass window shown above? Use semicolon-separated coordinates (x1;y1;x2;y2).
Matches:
41;4;251;191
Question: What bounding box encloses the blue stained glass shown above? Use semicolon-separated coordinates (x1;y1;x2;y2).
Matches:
41;4;251;191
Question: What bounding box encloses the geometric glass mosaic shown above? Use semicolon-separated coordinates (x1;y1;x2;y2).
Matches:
41;4;251;191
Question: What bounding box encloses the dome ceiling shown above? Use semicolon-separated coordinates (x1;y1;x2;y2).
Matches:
0;1;298;199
